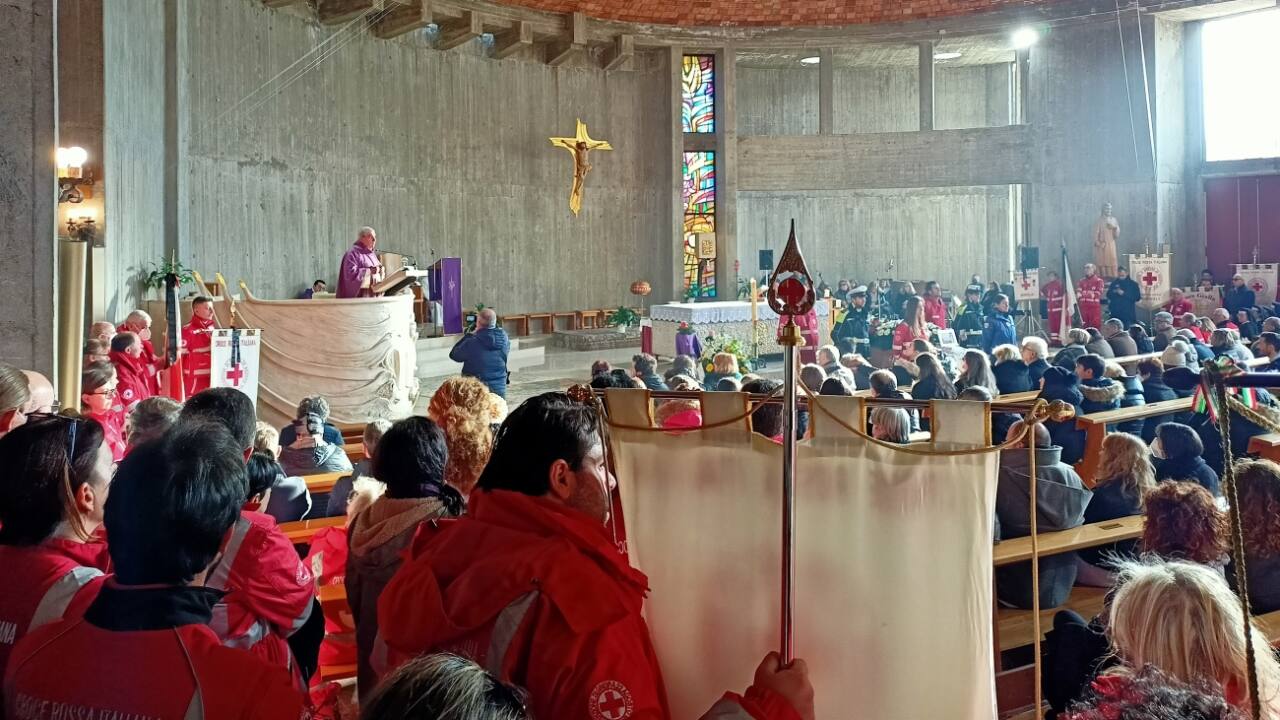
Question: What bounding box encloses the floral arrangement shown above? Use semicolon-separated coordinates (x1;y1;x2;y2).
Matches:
700;334;751;374
677;321;696;335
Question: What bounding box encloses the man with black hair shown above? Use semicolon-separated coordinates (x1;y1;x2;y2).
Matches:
1075;354;1123;415
1255;332;1280;372
4;423;304;718
378;392;814;720
177;387;320;684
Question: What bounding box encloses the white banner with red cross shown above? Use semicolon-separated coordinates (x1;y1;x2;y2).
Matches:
209;328;260;404
1129;253;1171;310
1012;269;1040;302
1235;263;1279;304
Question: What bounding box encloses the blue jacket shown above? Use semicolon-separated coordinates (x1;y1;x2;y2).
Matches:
982;311;1017;354
449;328;511;397
1115;375;1146;435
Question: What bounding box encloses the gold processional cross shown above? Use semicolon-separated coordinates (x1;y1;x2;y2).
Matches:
550;119;612;216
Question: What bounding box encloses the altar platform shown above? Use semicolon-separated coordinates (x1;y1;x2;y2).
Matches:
650;300;832;359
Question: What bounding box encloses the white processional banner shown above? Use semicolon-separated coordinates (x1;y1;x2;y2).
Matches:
1012;270;1040;303
605;391;999;720
1236;263;1279;305
1186;287;1223;319
1129;254;1171;310
209;328;261;404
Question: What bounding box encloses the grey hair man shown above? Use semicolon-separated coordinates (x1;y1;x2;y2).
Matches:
449;308;510;398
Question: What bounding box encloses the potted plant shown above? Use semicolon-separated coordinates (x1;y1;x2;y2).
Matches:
143;258;195;296
606;306;639;333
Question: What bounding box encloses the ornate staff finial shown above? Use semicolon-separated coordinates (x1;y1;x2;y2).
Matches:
766;219;817;348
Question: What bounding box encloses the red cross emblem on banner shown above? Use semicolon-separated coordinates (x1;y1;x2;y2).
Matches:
589;681;634;720
1252;280;1267;293
1142;271;1159;287
1021;278;1034;291
225;364;245;387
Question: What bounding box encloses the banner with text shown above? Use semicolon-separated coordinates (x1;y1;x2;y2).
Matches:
1129;253;1171;310
1235;263;1279;304
1186;287;1223;318
209;328;261;404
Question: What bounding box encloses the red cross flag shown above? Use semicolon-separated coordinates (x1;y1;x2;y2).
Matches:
1013;269;1040;302
209;328;261;403
1236;263;1279;304
1129;253;1171;310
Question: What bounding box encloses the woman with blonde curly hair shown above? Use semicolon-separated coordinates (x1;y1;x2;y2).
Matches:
427;377;499;497
1231;460;1280;613
1105;559;1280;718
1141;481;1229;569
1076;433;1157;586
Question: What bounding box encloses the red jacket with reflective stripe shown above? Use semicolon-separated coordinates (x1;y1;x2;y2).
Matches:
0;540;109;694
3;584;304;720
205;511;314;676
378;490;801;720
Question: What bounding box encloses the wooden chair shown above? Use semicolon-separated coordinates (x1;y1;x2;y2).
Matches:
501;314;530;337
553;311;578;331
577;310;600;329
527;312;554;335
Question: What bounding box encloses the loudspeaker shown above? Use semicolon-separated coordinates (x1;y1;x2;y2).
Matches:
759;249;775;272
1019;246;1040;271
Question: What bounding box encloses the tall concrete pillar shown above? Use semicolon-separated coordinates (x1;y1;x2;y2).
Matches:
0;0;58;374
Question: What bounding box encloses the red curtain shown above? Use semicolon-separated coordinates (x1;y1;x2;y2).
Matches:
1205;175;1280;292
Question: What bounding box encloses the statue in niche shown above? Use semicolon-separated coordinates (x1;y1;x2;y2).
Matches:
1092;202;1120;278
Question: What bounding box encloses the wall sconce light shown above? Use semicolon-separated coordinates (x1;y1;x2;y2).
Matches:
67;214;97;245
56;146;94;204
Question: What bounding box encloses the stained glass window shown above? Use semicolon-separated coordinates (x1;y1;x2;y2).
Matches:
682;55;715;134
682;151;716;298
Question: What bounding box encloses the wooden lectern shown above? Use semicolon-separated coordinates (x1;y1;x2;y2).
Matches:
373;267;429;296
429;257;463;335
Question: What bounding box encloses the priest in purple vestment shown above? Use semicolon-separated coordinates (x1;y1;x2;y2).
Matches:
336;226;384;298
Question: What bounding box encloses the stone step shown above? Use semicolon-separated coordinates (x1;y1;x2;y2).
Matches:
415;332;538;353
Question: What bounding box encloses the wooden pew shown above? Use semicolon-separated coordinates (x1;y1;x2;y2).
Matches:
993;516;1143;567
304;471;347;494
280;516;345;545
1074;398;1193;486
342;443;366;463
1249;434;1280;464
996;585;1108;653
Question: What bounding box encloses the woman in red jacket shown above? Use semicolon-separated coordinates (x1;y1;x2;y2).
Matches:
0;415;113;690
80;361;126;462
893;295;930;360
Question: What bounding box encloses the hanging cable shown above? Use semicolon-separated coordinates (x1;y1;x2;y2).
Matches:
1114;0;1143;176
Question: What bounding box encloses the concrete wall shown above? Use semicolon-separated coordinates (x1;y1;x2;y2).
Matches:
0;0;56;372
126;0;671;316
101;0;167;320
736;62;1015;290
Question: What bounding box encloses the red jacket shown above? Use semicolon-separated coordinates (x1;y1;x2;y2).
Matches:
181;315;216;395
303;526;356;675
84;409;126;463
0;540;109;692
1077;275;1105;305
923;296;949;329
1166;297;1194;317
205;511;314;680
892;321;927;358
108;350;153;412
377;490;800;720
4;583;304;719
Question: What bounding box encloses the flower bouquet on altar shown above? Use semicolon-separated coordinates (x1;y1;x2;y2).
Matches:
700;334;751;374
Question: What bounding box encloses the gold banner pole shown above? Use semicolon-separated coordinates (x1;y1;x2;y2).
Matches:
56;237;89;409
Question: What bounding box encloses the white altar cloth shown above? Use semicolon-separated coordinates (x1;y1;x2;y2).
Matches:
650;300;829;325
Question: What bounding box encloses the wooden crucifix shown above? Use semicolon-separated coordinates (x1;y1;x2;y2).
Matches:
550;119;612;216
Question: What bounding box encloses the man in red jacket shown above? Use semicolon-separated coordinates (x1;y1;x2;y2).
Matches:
1076;263;1106;330
179;388;321;685
108;332;154;412
182;297;218;396
377;392;814;720
4;423;304;719
117;309;162;396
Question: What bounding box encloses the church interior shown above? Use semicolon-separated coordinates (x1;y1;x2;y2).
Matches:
3;0;1280;718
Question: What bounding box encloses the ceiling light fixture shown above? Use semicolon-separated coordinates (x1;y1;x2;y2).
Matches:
933;51;963;61
1011;26;1040;50
800;56;820;65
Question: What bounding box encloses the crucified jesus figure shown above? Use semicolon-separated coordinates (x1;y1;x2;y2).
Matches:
550;119;612;216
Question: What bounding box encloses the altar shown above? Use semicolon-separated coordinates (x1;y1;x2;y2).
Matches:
650;300;832;359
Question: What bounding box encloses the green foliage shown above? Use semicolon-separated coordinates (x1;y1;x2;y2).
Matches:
607;306;640;328
143;258;195;292
699;334;751;374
